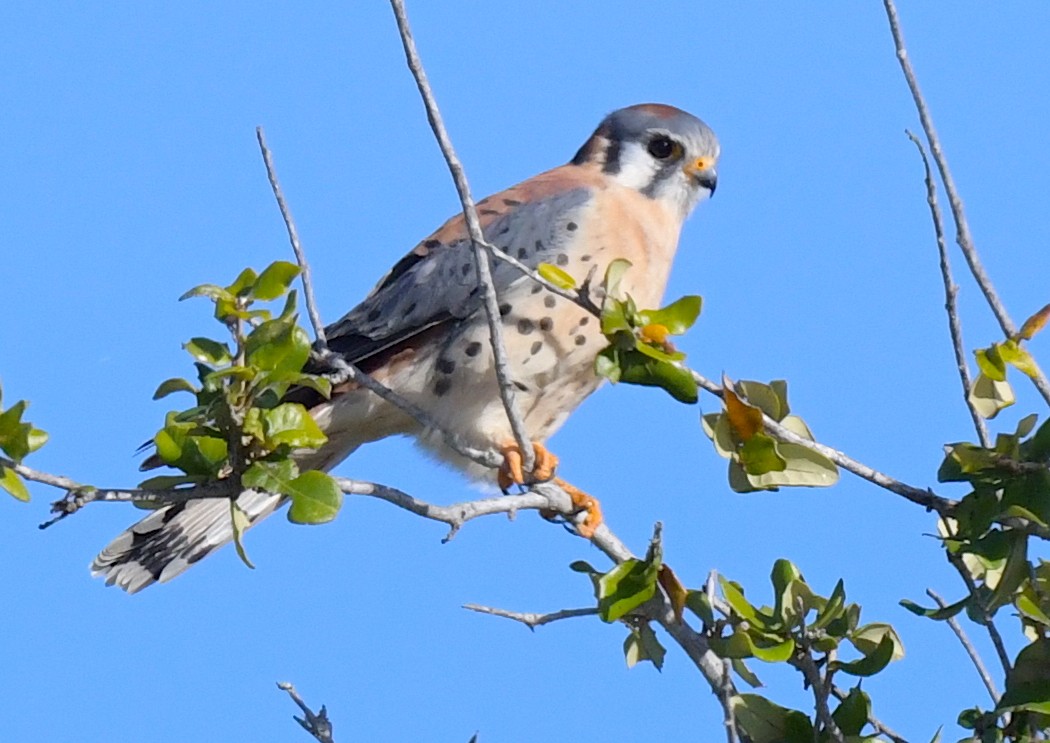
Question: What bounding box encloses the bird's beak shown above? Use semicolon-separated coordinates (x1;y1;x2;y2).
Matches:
685;157;718;196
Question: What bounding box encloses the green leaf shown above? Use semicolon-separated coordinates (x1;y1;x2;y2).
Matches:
594;347;622;383
617;354;698;404
731;658;763;689
833;633;897;677
719;577;760;623
260;403;328;450
998;339;1042;379
637;295;702;335
245;319;311;374
730;694;813;743
286;470;343;525
812;579;847;631
685;589;715;626
850;623;905;662
152;377;198;400
623;622;665;670
832;687;872;737
968;373;1015;419
569;560;598;574
227;267;259;296
0;466;29;501
602;258;633;298
900;595;968;621
537;262;577;290
736;380;788;422
997;638;1050;714
229;500;256;569
179;283;233;303
739;433;788;476
985;532;1029;613
183;337;232;365
597;557;660;623
252;261;301;301
243;459;299;493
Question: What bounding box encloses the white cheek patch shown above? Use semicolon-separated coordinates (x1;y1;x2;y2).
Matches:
612;141;660;191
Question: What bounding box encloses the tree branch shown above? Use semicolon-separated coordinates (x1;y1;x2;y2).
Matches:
690;371;957;514
256;127;328;346
905;131;990;447
388;0;535;475
277;682;335;743
462;603;599;630
927;589;1000;703
882;0;1050;408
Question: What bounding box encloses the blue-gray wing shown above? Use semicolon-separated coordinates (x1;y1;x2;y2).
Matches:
324;170;594;367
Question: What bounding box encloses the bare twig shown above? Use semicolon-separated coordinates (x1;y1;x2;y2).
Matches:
277;682;335;743
462;603;599;630
883;0;1050;408
905;131;990;447
830;686;909;743
927;589;1000;703
946;552;1013;675
256;127;328;346
388;0;535;475
690;371;957;514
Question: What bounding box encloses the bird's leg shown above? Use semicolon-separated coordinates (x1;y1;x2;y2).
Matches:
497;442;602;539
552;477;602;539
497;441;559;491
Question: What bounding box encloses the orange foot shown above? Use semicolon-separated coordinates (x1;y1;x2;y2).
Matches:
496;441;602;539
497;441;559;491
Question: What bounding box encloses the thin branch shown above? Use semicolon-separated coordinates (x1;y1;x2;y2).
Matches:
792;607;845;743
256;127;327;346
277;682;335;743
690;371;957;514
905;130;990;447
462;603;599;630
927;589;1000;703
883;0;1050;408
830;686;909;743
388;0;535;475
946;551;1013;675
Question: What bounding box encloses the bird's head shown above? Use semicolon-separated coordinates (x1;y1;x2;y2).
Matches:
572;103;719;220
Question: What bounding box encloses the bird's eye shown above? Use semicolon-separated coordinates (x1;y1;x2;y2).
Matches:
647;135;677;160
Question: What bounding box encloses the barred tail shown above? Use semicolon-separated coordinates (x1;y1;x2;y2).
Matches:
91;490;283;593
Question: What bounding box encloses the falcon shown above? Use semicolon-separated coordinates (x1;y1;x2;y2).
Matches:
93;103;720;592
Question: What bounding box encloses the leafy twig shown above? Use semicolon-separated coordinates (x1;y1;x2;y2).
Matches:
927;589;1000;703
277;682;335;743
882;0;1050;408
690;371;956;514
905;131;990;447
388;0;535;475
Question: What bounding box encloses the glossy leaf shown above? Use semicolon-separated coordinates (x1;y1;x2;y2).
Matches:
183;337;232;365
998;638;1050;714
0;466;29;501
637;295;702;335
152;377;198;400
900;595;968;621
832;687;872;737
179;283;233;303
252;261;301;301
537;262;577;290
617;355;698;403
968;372;1015;419
227;267;259;296
999;339;1042;379
286;471;343;524
245;319;311;374
623;622;665;670
260;404;328;450
685;589;715;626
597;557;660;623
730;694;813;743
739;433;787;476
229;500;256;569
832;633;896;677
243;459;299;494
723;381;764;440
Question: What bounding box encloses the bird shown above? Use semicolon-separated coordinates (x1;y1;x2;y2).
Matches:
92;103;720;593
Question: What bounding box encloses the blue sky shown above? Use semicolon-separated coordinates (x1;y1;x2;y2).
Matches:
2;2;1049;741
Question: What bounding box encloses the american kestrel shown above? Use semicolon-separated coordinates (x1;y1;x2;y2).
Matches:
93;103;719;592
